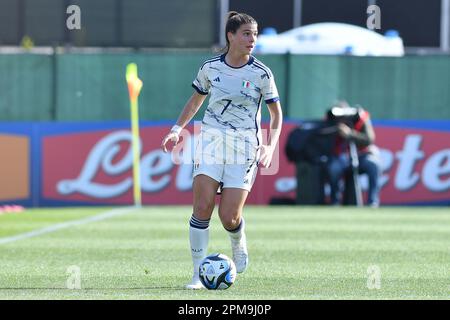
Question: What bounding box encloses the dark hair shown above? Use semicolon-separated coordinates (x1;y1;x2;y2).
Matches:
223;11;257;52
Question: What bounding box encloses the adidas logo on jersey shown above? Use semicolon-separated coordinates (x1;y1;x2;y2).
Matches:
213;76;221;82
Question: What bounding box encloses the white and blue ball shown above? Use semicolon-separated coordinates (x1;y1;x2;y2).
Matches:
199;253;237;290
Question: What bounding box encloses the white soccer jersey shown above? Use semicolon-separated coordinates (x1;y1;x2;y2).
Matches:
192;54;279;144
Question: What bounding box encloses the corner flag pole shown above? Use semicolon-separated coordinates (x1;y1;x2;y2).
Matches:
126;63;143;207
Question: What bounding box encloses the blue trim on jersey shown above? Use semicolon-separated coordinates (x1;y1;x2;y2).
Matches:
253;59;270;72
200;56;221;70
192;83;208;95
220;53;255;69
255;95;263;146
252;61;271;79
265;97;280;104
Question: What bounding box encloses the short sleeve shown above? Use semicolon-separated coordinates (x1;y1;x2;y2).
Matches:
192;65;210;95
261;71;279;104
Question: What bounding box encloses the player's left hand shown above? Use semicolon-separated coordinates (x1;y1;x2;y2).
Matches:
256;145;274;168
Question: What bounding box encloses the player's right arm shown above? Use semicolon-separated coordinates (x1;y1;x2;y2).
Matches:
161;91;207;153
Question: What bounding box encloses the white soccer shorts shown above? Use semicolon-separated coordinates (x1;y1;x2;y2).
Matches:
193;128;260;192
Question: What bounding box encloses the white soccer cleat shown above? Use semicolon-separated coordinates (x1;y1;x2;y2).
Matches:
185;273;205;290
231;233;248;273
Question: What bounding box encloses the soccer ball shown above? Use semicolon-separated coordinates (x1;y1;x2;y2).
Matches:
199;253;237;290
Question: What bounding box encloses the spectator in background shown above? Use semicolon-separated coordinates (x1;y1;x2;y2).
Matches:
325;101;381;207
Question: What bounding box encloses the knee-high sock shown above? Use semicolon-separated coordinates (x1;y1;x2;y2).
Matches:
189;215;210;274
227;217;245;241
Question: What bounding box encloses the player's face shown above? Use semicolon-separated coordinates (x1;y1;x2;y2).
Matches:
229;23;258;55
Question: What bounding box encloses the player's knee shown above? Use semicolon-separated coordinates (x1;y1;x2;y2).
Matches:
220;214;240;231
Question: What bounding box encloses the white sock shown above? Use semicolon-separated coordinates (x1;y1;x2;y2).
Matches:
189;215;210;275
227;217;245;241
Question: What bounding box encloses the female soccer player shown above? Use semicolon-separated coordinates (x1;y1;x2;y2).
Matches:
161;11;283;289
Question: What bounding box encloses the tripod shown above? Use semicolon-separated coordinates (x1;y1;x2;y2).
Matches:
348;141;363;207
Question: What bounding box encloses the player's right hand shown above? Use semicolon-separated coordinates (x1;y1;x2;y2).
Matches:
161;131;180;153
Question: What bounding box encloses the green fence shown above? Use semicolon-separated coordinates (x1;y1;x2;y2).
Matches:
0;54;54;120
1;52;449;121
55;52;212;121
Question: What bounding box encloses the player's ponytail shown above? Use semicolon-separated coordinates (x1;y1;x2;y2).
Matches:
219;11;257;53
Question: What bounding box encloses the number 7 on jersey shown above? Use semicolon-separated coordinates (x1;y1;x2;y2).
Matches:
221;99;232;115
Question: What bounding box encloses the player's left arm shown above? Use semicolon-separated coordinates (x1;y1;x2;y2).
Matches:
258;101;283;168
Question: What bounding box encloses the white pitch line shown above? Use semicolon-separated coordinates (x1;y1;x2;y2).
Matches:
0;206;138;245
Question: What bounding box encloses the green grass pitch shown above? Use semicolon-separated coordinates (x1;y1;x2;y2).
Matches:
0;206;449;299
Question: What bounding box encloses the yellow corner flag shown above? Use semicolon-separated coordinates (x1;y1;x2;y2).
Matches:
126;63;143;207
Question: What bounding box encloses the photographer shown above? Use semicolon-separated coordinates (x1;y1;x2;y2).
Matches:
325;101;381;207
